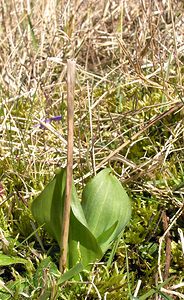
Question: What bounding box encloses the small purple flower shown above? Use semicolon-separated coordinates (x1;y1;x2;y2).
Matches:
46;115;62;122
35;115;62;129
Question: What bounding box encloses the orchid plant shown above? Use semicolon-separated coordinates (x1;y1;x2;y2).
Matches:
31;168;131;277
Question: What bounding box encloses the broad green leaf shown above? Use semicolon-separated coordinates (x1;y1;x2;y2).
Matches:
68;211;102;268
97;221;118;252
31;168;102;268
82;168;131;249
31;169;66;244
0;252;28;266
69;182;103;267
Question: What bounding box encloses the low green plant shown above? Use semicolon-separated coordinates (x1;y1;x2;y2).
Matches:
31;168;131;276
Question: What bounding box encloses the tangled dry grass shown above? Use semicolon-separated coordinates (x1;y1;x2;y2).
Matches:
0;0;184;299
1;0;183;200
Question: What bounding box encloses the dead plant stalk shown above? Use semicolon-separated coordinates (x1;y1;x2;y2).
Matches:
59;59;76;273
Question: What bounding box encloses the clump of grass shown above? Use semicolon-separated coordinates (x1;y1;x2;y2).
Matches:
0;0;184;299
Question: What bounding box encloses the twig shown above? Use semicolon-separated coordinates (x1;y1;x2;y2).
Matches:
59;59;76;273
161;287;184;299
158;206;183;282
178;228;184;255
133;280;142;298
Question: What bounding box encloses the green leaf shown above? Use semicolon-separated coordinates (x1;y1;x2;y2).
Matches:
0;252;28;266
68;211;102;268
97;221;118;252
158;292;173;300
31;168;66;244
82;168;131;249
69;181;103;267
31;168;131;271
27;15;39;50
31;168;102;268
57;262;84;285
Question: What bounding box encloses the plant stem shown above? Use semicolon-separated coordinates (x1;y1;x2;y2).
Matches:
59;59;76;273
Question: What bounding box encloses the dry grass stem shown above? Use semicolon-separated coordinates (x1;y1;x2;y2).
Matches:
60;59;76;273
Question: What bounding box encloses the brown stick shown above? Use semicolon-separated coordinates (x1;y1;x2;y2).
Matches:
59;59;76;273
